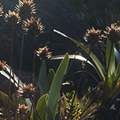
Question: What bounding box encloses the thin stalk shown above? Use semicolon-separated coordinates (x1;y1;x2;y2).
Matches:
67;46;92;119
5;44;10;61
36;59;43;86
8;25;14;120
32;35;35;85
0;92;9;120
30;98;41;120
18;30;25;89
18;16;26;90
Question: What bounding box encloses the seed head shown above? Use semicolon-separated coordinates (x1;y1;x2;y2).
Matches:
0;34;10;44
17;83;36;99
22;16;44;36
5;10;20;25
84;27;102;46
104;24;120;43
35;46;52;59
0;3;4;16
18;104;29;115
0;61;6;70
16;0;36;17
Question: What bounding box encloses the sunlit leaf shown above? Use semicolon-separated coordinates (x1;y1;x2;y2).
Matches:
106;39;115;83
45;53;69;120
54;30;106;80
36;94;48;120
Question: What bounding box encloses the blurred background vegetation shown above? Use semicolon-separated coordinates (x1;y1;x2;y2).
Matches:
68;0;120;29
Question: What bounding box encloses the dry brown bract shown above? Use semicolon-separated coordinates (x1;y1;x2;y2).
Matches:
22;16;44;36
18;104;29;115
104;24;120;43
17;83;36;99
0;61;6;70
0;3;4;16
16;0;36;17
84;27;102;46
0;34;10;44
35;46;52;59
5;10;20;25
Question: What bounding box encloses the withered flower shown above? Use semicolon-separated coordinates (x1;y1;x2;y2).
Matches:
35;46;52;59
5;10;20;25
15;0;36;17
0;61;6;70
0;34;10;44
84;27;102;46
0;3;4;16
22;16;44;36
104;24;120;43
17;83;36;99
18;104;29;115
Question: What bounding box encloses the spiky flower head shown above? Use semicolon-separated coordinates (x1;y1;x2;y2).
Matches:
18;104;29;115
22;16;44;36
0;61;6;70
17;83;36;99
0;3;4;16
104;24;120;43
5;10;20;25
35;46;52;59
16;0;36;17
84;27;102;46
0;34;10;44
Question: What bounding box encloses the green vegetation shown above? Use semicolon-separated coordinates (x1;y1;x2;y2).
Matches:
0;0;120;120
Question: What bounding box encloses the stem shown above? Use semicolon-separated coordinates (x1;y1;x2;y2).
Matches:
5;44;10;61
8;25;14;120
30;98;41;120
18;30;25;89
32;36;35;85
67;46;92;119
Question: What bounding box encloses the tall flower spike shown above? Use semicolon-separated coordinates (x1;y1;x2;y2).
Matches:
84;27;102;46
0;3;4;16
35;46;52;59
22;16;44;36
17;83;36;99
5;10;20;25
15;0;36;17
0;61;6;70
104;24;120;43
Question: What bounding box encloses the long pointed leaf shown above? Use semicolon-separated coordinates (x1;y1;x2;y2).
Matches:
114;47;120;63
45;53;69;120
54;30;106;80
38;60;47;95
51;55;102;78
46;69;55;92
36;94;48;120
106;39;115;83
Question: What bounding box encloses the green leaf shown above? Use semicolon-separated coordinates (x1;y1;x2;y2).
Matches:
114;47;120;63
51;54;102;78
106;39;115;83
46;69;55;92
115;61;120;81
38;60;47;95
36;94;48;120
0;91;15;111
54;30;106;80
45;53;69;120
